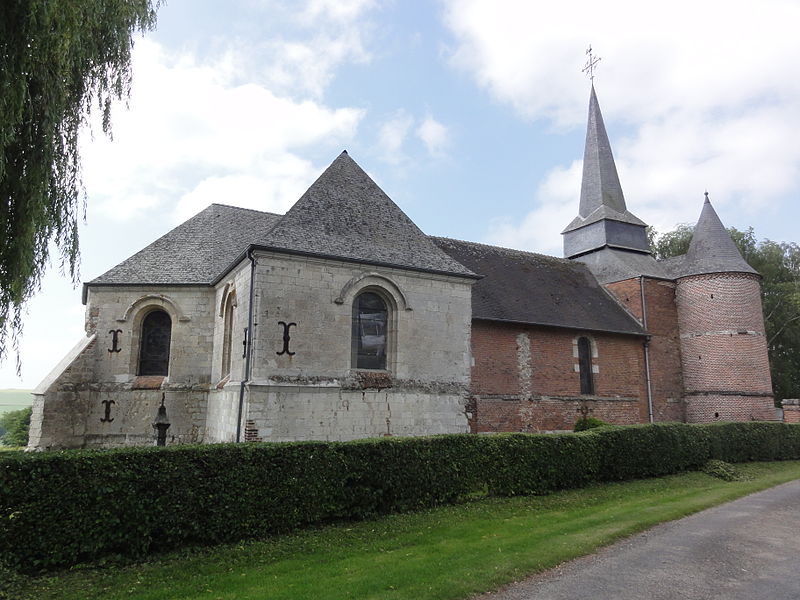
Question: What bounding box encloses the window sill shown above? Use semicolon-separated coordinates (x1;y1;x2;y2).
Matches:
131;375;166;390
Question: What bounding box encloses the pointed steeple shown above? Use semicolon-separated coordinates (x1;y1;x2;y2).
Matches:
679;193;757;277
562;85;649;259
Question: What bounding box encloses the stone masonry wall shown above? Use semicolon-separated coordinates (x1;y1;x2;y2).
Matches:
605;277;685;422
469;321;646;432
30;286;215;449
238;251;473;441
676;273;774;422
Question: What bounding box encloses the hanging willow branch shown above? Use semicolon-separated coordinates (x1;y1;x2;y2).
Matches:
0;0;160;369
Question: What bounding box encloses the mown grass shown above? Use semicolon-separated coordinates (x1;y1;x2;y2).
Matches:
13;461;800;600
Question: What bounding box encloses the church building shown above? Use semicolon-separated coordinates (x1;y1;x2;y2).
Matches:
28;86;775;449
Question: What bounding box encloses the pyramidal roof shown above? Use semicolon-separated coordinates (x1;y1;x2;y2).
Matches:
678;194;757;277
563;85;646;234
263;151;476;277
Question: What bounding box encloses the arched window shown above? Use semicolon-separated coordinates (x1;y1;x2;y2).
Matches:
138;310;172;376
352;291;388;370
578;336;594;395
221;292;237;378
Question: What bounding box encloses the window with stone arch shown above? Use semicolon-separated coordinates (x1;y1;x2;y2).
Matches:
352;290;390;370
577;336;594;395
221;291;237;379
138;309;172;376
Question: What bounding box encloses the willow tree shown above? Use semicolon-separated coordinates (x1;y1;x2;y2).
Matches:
0;0;159;366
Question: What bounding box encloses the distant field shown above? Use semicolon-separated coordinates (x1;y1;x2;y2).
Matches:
0;389;33;415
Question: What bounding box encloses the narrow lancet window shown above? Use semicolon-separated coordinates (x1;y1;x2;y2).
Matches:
221;293;236;378
578;336;594;395
139;310;171;376
352;291;388;370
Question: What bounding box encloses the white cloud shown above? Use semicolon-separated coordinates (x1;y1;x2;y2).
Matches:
377;111;414;164
416;116;449;157
486;162;581;255
80;39;364;224
443;0;800;249
248;0;375;98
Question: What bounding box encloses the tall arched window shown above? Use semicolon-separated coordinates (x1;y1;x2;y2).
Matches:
577;336;594;395
221;292;237;378
352;291;388;370
139;310;172;376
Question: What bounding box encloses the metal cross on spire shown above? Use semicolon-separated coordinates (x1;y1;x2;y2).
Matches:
582;45;601;81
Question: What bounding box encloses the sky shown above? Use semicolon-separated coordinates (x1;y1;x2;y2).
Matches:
3;0;800;389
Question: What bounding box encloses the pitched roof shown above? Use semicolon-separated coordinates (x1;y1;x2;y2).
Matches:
576;247;671;285
89;204;281;285
676;195;757;277
89;152;475;288
264;151;474;277
433;237;645;336
562;85;646;234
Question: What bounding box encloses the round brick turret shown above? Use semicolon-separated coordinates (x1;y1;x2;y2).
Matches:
675;195;774;422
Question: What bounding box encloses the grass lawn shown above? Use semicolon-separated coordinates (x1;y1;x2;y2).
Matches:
12;460;800;600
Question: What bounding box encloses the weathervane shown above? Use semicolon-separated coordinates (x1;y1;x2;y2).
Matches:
582;45;601;81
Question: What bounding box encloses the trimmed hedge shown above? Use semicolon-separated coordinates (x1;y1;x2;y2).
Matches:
2;422;800;573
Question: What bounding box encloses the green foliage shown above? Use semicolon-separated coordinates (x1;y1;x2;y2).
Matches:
0;406;31;447
649;224;694;260
573;416;610;431
3;423;800;574
701;459;743;481
651;224;800;402
0;0;159;365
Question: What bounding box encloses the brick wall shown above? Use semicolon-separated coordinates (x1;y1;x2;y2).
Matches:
470;321;646;431
676;273;774;422
782;400;800;424
606;277;685;422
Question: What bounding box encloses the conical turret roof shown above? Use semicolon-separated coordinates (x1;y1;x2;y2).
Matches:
678;194;757;277
563;85;646;234
265;151;476;277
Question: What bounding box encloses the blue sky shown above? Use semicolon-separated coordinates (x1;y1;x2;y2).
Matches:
3;0;800;388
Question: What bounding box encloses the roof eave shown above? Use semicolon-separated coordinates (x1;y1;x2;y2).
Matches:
472;316;647;338
213;243;483;283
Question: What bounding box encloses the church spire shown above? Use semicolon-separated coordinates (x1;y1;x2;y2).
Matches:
562;84;649;259
578;84;628;218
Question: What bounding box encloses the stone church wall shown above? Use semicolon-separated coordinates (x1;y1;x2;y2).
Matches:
237;251;473;441
30;285;216;449
469;321;644;432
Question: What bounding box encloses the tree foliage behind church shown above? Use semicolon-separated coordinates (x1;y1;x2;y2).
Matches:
0;0;159;366
651;226;800;402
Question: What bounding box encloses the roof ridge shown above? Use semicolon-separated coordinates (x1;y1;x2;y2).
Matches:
209;203;283;218
432;236;575;264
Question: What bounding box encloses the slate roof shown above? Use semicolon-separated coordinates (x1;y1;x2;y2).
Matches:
89;204;282;285
576;247;671;285
433;237;645;336
562;85;646;234
264;151;474;277
89;152;475;288
675;195;758;278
